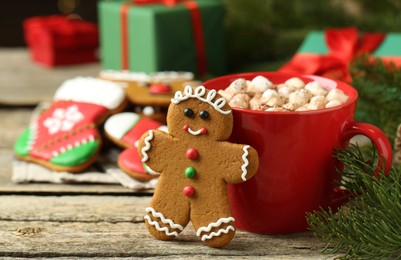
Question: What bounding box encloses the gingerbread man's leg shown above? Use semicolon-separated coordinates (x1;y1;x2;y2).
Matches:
191;197;236;248
144;186;190;241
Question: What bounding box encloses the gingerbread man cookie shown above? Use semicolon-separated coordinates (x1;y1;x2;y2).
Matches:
138;86;259;247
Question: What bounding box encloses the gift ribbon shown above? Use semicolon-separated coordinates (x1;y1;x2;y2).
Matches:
120;0;206;76
133;0;180;6
279;28;386;82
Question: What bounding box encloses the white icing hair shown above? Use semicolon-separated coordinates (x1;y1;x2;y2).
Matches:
171;85;231;115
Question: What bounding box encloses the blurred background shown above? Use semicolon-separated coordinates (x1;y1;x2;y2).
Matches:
2;0;401;72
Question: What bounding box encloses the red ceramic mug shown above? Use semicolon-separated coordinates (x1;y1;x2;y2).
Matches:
203;72;393;234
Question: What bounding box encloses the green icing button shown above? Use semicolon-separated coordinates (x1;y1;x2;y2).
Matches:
185;166;196;178
50;140;99;167
14;128;31;156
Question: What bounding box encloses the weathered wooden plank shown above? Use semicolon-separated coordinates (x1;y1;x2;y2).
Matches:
0;220;334;258
0;195;336;258
0;195;151;223
0;108;32;149
0;48;101;105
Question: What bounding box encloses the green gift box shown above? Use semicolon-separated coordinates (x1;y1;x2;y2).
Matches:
297;30;401;61
98;0;226;77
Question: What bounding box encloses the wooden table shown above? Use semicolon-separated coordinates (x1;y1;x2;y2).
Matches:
0;48;336;258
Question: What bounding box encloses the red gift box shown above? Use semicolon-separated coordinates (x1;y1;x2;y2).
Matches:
23;15;99;67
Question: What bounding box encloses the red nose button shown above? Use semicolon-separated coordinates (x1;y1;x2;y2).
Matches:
186;148;198;160
149;83;171;94
183;186;195;197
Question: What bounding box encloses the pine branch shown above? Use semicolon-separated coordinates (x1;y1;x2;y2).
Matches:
350;55;401;143
307;145;401;259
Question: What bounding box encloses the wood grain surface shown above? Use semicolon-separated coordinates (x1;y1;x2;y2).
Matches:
0;48;101;105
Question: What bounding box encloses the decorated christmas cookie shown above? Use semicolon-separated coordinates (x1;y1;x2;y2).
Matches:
14;77;126;173
104;112;167;181
99;70;199;123
137;86;259;247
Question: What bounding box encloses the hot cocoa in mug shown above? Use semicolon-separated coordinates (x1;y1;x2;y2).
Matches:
204;72;392;234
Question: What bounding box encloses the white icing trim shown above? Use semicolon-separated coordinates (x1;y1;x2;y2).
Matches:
104;112;140;140
196;217;235;237
171;86;231;115
187;127;203;136
142;106;155;116
27;122;38;151
157;125;169;133
241;145;250;181
99;70;151;82
151;71;194;82
141;130;153;162
99;70;194;82
144;215;179;237
54;77;125;110
146;207;184;230
51;135;96;159
144;164;160;176
201;225;235;241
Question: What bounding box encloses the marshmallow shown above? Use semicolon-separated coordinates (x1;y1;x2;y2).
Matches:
226;78;247;94
247;76;274;94
229;93;250;109
249;94;263;110
277;84;296;99
326;89;349;104
310;95;327;108
218;90;235;102
288;90;310;109
296;103;321;111
285;77;305;89
325;100;343;108
305;81;328;96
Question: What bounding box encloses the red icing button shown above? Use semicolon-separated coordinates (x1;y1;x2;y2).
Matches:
149;83;171;94
186;148;198;160
200;128;207;135
183;124;189;132
183;186;195;197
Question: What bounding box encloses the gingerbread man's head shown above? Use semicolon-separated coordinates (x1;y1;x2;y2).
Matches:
167;86;233;141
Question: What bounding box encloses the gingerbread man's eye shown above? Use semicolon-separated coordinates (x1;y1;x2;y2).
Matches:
184;108;194;117
199;110;209;120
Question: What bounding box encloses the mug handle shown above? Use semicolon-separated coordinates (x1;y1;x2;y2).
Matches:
330;121;393;208
341;121;393;175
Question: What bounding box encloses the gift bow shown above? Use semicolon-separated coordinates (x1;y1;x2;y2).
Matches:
133;0;180;6
279;28;386;82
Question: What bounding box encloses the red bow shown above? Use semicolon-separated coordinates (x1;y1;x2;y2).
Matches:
279;28;385;82
133;0;180;6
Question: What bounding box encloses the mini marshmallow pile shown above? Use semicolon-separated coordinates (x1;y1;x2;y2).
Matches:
218;76;349;112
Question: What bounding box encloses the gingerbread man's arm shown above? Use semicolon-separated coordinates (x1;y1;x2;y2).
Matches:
137;130;176;175
220;143;259;184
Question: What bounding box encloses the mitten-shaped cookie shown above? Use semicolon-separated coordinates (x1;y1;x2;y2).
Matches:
14;77;126;172
138;86;259;247
104;112;167;181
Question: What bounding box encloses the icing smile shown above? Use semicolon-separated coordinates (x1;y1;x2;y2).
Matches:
183;125;207;136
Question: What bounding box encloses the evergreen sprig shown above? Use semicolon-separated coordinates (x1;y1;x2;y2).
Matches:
307;145;401;259
350;55;401;142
